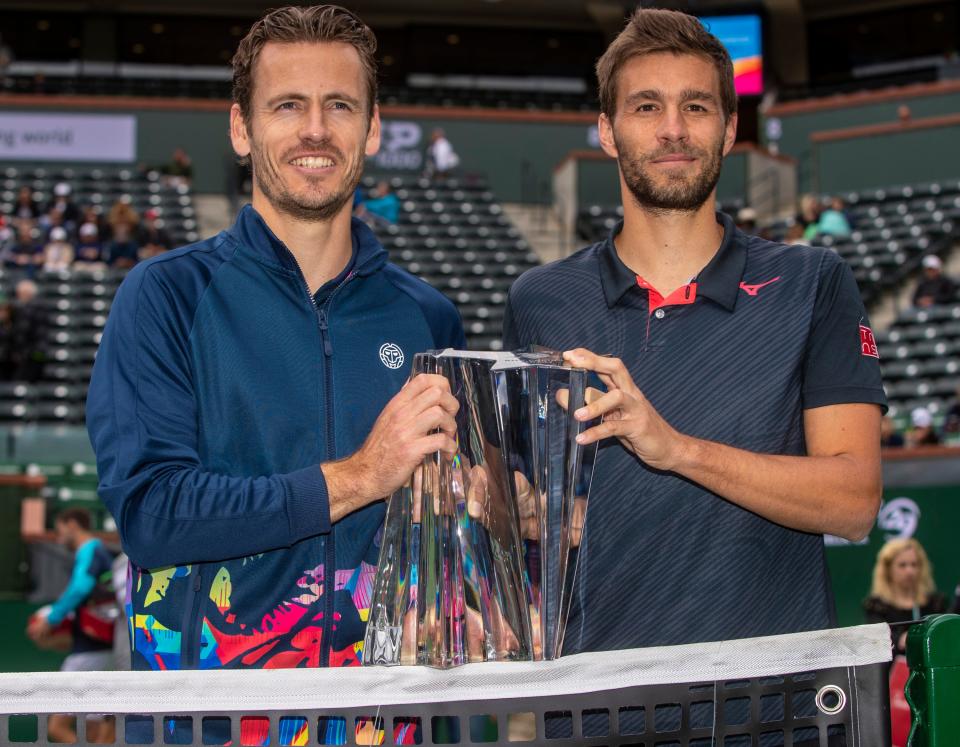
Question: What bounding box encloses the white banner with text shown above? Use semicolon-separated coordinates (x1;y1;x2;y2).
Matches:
0;112;136;162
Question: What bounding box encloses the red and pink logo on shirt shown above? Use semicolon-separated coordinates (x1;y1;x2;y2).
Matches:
859;324;879;358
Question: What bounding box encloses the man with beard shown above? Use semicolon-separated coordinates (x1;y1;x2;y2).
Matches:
504;8;886;650
87;3;463;727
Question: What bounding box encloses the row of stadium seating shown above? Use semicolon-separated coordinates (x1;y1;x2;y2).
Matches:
6;74;596;111
878;302;960;422
1;166;199;247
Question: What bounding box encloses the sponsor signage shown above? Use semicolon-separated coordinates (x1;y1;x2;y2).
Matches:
0;112;137;162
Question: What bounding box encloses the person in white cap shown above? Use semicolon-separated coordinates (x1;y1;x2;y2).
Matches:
906;406;940;447
913;255;956;308
45;182;80;229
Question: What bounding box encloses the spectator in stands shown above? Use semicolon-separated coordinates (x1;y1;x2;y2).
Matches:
74;222;106;271
44;182;81;233
942;386;960;440
424;128;459;180
0;33;12;89
816;196;852;239
880;416;905;448
43;226;74;272
797;193;820;232
39;203;70;244
13;186;40;222
785;222;810;246
735;207;756;233
6;221;44;274
80;204;108;239
0;216;12;256
136;208;172;260
912;255;955;307
0;295;12;380
355;179;399;227
106;198;140;269
905;406;940;447
162;146;194;186
10;279;47;381
26;507;117;743
864;537;946;655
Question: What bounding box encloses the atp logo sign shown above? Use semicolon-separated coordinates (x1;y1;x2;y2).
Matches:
372;121;423;170
877;497;920;541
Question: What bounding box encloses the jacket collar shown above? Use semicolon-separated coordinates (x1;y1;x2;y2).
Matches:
228;204;389;278
599;211;746;311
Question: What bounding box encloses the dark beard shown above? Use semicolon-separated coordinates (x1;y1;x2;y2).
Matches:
251;138;364;222
617;136;724;214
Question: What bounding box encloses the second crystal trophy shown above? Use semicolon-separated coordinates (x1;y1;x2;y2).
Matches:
363;349;598;667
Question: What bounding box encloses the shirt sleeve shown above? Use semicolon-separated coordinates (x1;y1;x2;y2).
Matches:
47;542;99;625
86;263;332;570
802;254;888;412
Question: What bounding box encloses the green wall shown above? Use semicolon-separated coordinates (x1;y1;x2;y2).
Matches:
763;90;960;193
814;123;960;194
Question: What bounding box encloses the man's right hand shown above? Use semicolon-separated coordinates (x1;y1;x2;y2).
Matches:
322;373;459;522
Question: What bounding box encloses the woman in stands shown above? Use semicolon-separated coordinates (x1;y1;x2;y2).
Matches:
864;537;947;655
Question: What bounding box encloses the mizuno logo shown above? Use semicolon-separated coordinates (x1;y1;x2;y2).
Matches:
739;277;782;296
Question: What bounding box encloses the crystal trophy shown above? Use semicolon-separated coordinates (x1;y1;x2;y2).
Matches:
363;349;598;667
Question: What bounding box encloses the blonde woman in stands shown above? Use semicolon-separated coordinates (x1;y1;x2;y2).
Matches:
864;537;946;655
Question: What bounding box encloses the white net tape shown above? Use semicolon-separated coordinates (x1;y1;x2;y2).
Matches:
0;624;891;715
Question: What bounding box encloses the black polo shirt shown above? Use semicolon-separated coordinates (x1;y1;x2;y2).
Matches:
503;212;886;651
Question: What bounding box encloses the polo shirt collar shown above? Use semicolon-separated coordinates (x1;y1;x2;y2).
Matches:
598;211;746;311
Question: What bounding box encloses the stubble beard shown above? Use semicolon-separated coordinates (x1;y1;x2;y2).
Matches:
616;132;725;215
251;137;365;223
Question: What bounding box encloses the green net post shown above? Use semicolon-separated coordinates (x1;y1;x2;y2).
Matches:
906;613;960;746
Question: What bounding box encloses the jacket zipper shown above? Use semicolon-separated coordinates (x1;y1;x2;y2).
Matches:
315;275;352;666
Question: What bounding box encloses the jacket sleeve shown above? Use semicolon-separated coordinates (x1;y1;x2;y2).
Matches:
86;263;332;570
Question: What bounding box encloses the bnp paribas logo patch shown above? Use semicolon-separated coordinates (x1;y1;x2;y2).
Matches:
379;342;404;370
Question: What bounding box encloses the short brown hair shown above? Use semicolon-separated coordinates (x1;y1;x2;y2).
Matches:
596;8;737;120
232;5;378;122
55;507;92;532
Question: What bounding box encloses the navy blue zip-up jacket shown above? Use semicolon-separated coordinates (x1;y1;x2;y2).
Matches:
87;205;464;670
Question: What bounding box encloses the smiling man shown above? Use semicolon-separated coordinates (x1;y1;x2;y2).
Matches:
504;8;886;651
87;4;464;698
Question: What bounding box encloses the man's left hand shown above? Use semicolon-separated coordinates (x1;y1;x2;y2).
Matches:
563;348;686;471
